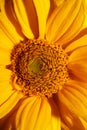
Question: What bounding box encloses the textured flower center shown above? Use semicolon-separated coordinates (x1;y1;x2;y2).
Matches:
7;39;69;98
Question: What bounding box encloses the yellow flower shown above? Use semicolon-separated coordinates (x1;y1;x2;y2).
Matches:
0;0;87;130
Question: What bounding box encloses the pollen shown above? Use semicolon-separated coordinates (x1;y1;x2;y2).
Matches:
7;39;69;98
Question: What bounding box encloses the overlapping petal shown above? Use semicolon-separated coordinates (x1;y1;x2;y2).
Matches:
0;91;23;118
59;103;85;130
65;34;87;53
46;0;85;45
58;80;87;117
46;99;61;130
0;65;23;118
13;0;37;39
56;0;86;47
33;0;50;38
0;67;13;107
68;46;87;82
15;96;51;130
0;0;23;43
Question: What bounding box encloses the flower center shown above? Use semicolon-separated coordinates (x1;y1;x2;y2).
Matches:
7;39;69;98
28;57;43;76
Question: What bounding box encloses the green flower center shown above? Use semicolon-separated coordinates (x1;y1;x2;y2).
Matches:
28;58;42;76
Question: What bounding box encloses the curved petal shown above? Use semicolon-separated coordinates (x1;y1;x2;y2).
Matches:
0;88;15;107
13;0;34;39
0;0;23;43
15;96;51;130
69;46;87;62
58;80;87;117
18;0;39;38
0;65;23;117
46;98;61;130
0;91;23;118
33;0;50;38
59;102;85;130
46;0;85;44
65;34;87;53
57;1;86;46
68;46;87;82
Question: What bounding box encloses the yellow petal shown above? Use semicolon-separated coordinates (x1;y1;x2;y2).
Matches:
54;0;65;6
0;28;14;50
80;117;87;130
0;65;12;92
82;14;87;29
61;122;70;130
0;88;13;106
46;0;84;43
18;0;39;38
0;91;23;118
57;1;85;46
65;34;87;53
59;102;85;130
0;0;23;43
13;0;34;39
81;0;87;29
58;81;87;117
0;65;11;83
0;65;16;109
69;46;87;62
68;63;87;82
68;46;87;81
16;96;51;130
46;99;61;130
85;0;87;5
33;0;50;38
0;49;10;65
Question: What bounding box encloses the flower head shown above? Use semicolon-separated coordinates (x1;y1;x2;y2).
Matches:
0;0;87;130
